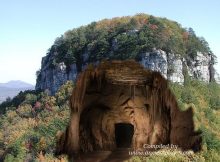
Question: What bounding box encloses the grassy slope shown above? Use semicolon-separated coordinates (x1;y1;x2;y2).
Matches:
0;80;220;162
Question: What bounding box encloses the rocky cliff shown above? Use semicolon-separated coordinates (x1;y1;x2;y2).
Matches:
36;56;77;95
140;49;215;83
35;14;217;94
36;48;216;94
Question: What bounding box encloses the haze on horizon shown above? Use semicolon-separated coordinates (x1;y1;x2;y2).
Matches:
0;0;219;85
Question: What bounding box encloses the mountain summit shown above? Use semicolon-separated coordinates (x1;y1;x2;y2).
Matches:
35;14;217;94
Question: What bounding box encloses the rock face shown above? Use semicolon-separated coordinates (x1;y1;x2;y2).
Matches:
140;49;185;84
36;54;77;95
167;54;184;84
55;61;202;158
140;49;168;78
36;49;215;94
186;52;212;82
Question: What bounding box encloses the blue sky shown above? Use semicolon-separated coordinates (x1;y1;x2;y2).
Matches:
0;0;219;84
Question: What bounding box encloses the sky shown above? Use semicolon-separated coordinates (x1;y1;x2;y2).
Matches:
0;0;220;85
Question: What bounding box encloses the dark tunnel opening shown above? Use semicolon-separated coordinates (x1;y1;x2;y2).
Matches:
115;123;134;148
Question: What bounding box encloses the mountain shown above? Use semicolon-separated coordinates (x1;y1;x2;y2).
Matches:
1;14;220;162
0;80;34;89
0;80;34;103
35;14;217;94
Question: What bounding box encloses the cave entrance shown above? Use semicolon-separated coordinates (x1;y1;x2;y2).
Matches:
115;123;134;148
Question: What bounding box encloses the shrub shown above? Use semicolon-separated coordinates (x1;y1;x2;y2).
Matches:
208;82;220;110
24;94;37;105
16;104;33;118
55;81;74;105
200;126;220;151
181;88;197;104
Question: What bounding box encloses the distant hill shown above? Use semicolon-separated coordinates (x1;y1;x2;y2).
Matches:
0;80;34;89
0;80;34;103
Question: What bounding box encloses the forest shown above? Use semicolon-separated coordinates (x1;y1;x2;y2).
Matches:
0;79;220;161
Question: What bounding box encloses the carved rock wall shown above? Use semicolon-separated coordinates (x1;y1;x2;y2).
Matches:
55;61;202;157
